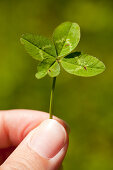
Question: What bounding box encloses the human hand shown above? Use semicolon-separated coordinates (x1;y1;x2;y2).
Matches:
0;110;69;170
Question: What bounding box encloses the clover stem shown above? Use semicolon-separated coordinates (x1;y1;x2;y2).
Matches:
49;77;56;119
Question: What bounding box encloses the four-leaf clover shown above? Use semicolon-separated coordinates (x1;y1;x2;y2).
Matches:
20;21;105;79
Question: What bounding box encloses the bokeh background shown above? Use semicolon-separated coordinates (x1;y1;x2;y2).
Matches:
0;0;113;169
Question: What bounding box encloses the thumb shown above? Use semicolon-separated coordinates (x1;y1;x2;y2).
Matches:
1;119;69;170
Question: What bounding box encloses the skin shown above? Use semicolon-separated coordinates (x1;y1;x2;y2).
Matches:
0;110;69;170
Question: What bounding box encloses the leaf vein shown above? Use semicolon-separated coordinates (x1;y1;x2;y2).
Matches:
23;38;55;58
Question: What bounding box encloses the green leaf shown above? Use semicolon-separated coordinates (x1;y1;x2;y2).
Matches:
48;61;60;77
61;52;105;77
35;57;56;79
20;33;57;61
35;58;60;79
53;22;80;57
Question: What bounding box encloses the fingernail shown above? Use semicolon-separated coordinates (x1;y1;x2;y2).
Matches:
28;119;67;159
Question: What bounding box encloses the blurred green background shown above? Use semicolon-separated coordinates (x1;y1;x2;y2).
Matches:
0;0;113;169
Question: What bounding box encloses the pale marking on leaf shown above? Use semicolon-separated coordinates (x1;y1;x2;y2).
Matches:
39;50;43;58
55;38;65;44
68;66;82;72
42;44;51;50
75;66;82;71
76;59;89;67
77;59;88;66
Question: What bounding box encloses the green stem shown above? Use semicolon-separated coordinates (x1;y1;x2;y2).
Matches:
49;77;56;119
